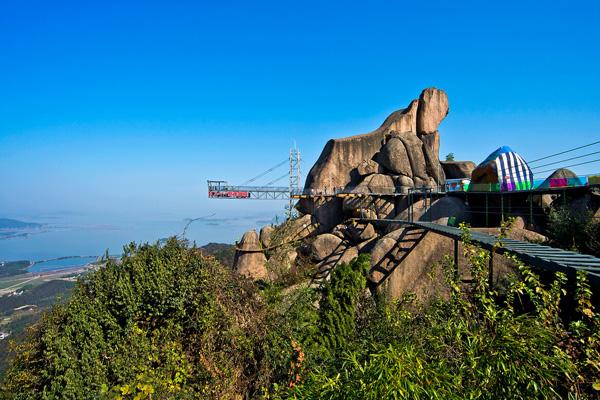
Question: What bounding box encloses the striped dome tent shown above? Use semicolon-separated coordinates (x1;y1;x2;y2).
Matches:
470;146;534;192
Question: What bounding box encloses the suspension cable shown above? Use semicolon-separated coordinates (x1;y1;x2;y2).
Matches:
533;158;600;175
240;159;288;185
529;150;600;170
264;172;289;187
528;140;600;164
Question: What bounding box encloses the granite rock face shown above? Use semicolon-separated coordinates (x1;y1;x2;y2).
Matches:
303;99;420;192
233;230;268;280
310;233;344;261
300;88;449;228
417;87;449;134
259;225;275;248
441;161;477;179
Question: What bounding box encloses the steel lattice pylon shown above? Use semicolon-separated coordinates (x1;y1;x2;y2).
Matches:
288;147;301;217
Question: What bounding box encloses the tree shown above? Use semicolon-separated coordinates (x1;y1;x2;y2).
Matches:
445;152;455;161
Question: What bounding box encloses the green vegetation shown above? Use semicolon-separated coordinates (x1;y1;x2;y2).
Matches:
0;280;75;378
199;242;235;268
445;152;455;161
1;233;599;399
0;261;29;278
547;207;600;257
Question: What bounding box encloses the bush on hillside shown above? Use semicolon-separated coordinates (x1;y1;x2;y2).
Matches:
269;225;600;399
2;230;600;399
547;207;600;257
1;239;270;399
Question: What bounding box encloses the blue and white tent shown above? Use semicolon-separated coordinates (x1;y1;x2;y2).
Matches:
471;146;534;191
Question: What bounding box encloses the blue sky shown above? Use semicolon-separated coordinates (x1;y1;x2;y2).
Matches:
1;0;599;221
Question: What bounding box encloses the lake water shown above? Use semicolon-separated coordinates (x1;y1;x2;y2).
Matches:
0;213;278;269
30;256;100;272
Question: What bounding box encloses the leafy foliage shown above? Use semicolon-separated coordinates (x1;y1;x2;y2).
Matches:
316;254;369;352
2;232;600;399
1;239;269;399
269;226;600;399
547;207;600;256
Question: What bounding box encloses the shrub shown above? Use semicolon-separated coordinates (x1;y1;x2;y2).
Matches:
547;207;600;257
1;239;269;399
270;226;600;399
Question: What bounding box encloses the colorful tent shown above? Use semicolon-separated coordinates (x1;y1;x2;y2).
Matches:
470;146;533;192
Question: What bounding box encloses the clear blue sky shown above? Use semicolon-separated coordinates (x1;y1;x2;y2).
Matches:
1;0;599;221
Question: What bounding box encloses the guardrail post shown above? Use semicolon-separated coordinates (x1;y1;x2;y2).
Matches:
529;192;534;228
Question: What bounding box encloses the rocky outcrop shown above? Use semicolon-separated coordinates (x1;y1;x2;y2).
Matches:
417;88;449;134
304;88;447;193
303;100;419;192
310;233;344;261
259;225;274;248
352;173;395;194
441;161;476;179
233;230;268;280
378;136;413;176
547;168;578;180
357;159;383;177
394;197;470;226
420;131;440;158
421;197;470;225
300;88;449;229
274;214;319;245
346;222;376;244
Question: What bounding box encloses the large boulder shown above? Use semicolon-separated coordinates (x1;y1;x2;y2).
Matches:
378;136;413;176
343;174;396;220
356;159;383;177
233;230;268;280
547;168;578;180
259;225;275;248
275;214;319;245
387;132;428;180
352;173;395;194
346;222;377;243
417;88;449;134
441;161;476;179
421;197;470;225
570;192;600;218
310;233;344;261
419;131;440;158
300;87;450;229
394;196;469;226
304;100;419;192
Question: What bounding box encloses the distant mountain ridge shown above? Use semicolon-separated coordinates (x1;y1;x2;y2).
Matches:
0;218;42;229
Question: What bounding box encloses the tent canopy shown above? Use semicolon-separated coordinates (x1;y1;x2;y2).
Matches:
470;146;533;192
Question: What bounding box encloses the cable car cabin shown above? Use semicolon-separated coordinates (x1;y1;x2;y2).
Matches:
207;180;250;199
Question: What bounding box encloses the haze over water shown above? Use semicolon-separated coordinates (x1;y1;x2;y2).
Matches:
0;211;280;264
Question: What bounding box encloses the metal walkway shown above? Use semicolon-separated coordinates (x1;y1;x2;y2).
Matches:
358;219;600;287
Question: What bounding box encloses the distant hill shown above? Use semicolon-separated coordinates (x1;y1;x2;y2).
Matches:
0;261;30;278
200;242;235;268
0;218;42;229
0;279;75;378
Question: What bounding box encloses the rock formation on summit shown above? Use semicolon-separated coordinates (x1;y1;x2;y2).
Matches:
299;87;450;229
233;230;267;280
231;87;564;304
